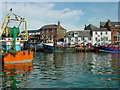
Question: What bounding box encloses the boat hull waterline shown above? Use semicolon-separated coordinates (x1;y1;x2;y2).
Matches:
95;46;120;52
43;44;75;52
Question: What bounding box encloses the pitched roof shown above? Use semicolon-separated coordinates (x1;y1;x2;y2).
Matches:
40;24;66;30
84;24;97;30
65;30;91;37
100;20;120;27
92;28;109;31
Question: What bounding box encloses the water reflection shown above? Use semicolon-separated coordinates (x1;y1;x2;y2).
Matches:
3;62;34;88
32;52;119;88
2;52;120;88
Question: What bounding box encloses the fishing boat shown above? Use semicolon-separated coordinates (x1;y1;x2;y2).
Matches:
43;41;63;52
0;9;34;63
95;44;120;52
35;44;44;52
43;41;75;52
43;44;65;52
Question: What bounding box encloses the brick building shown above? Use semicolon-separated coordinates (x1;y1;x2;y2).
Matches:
39;21;66;41
100;19;120;43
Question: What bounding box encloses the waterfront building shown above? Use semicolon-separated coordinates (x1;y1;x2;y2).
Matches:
39;21;66;41
92;28;111;45
100;19;120;43
64;23;111;46
64;30;92;45
85;23;111;45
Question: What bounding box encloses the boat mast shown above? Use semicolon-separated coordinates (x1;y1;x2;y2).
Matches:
0;8;28;42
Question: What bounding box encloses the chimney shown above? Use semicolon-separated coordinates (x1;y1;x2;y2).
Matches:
58;21;60;27
108;19;111;26
84;24;87;30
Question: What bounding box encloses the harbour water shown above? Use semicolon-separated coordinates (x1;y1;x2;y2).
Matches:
2;52;120;88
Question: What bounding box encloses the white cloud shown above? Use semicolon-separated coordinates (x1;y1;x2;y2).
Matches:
1;2;84;31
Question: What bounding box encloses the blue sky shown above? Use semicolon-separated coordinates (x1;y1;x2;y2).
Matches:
0;1;119;31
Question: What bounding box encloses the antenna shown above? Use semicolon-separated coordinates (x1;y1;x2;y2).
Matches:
24;2;26;19
5;2;7;17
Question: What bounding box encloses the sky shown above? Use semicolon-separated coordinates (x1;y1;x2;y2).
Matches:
0;1;119;31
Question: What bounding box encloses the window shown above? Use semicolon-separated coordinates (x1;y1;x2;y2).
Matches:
45;35;48;38
74;32;79;37
52;29;54;32
104;37;108;41
89;37;91;40
114;36;117;41
81;37;84;41
51;35;54;38
115;25;119;27
83;38;84;41
46;29;48;33
106;32;107;35
42;30;44;33
42;35;44;39
81;37;84;40
118;36;120;42
95;32;97;34
101;37;103;41
95;37;97;41
78;39;81;41
74;32;78;35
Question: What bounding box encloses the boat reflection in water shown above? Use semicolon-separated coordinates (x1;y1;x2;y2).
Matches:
3;62;34;88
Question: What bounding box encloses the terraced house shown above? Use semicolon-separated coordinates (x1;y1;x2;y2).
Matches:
64;30;92;45
64;21;112;46
100;19;120;43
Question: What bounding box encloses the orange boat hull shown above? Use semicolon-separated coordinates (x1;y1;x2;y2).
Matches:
3;51;34;63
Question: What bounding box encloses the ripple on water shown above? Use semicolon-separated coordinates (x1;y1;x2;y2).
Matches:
2;52;120;88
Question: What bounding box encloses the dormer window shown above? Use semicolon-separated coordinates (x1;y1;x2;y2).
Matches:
74;32;79;37
74;32;78;35
115;25;119;27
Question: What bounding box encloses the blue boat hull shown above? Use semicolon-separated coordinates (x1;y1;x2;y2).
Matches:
43;44;75;52
43;44;63;52
95;46;120;52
